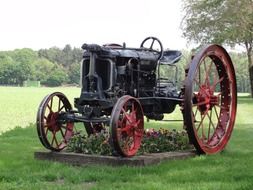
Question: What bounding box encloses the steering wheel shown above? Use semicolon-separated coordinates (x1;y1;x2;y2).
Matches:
140;36;164;60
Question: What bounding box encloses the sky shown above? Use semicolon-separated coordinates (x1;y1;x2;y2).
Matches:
0;0;188;51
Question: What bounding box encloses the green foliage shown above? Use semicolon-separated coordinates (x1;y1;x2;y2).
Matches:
230;52;251;93
139;128;192;154
182;0;253;47
38;44;82;68
0;55;15;85
12;48;37;64
36;45;82;86
0;45;82;86
181;0;253;95
31;58;55;83
45;68;69;87
67;131;112;155
0;49;36;85
68;62;80;85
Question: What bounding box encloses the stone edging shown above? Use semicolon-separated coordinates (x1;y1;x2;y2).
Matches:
34;150;196;167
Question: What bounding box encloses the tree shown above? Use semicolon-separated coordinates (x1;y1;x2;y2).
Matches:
0;49;37;85
45;67;69;87
38;47;63;64
68;62;80;85
38;45;83;68
181;0;253;96
0;55;15;85
31;58;55;83
230;52;250;92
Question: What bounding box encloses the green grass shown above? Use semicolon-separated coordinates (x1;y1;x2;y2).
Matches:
0;86;80;133
0;87;253;189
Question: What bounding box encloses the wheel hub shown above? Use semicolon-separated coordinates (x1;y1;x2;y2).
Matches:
197;85;219;114
46;112;60;132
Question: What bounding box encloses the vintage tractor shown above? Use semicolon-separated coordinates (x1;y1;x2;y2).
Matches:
36;37;237;157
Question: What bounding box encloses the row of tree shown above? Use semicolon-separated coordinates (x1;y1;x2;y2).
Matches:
0;45;82;86
0;45;250;92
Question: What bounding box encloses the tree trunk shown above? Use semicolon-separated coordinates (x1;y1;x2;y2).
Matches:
249;66;253;97
245;42;253;97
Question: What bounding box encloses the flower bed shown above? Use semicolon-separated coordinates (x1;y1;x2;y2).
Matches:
67;128;193;156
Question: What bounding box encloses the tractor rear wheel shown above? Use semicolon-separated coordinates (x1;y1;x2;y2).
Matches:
36;92;74;151
110;95;144;157
183;44;237;154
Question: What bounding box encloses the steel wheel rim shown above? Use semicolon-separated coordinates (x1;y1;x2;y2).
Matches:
36;92;74;151
111;95;144;157
184;45;237;154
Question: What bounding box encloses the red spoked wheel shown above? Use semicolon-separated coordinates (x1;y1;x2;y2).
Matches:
110;95;144;157
183;44;237;154
36;92;74;151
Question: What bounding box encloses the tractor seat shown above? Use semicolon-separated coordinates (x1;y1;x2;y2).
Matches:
160;50;182;64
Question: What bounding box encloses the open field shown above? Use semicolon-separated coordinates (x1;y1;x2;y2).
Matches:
0;86;185;134
0;86;80;134
0;87;253;189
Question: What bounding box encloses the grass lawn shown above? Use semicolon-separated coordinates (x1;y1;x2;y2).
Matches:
0;86;80;134
0;87;253;189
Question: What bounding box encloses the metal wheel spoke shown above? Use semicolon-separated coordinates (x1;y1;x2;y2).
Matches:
51;132;56;146
193;100;209;107
121;124;132;133
212;76;224;90
59;127;65;139
213;106;220;121
58;98;61;112
204;60;213;85
121;109;132;122
206;110;217;137
194;108;198;117
61;124;67;130
45;127;49;136
203;59;209;85
196;111;208;132
194;79;209;96
54;134;59;148
47;104;53;113
207;109;213;141
133;119;141;127
58;105;65;112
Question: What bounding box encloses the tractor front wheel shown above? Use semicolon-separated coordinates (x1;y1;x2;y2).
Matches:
36;92;75;151
110;95;144;157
